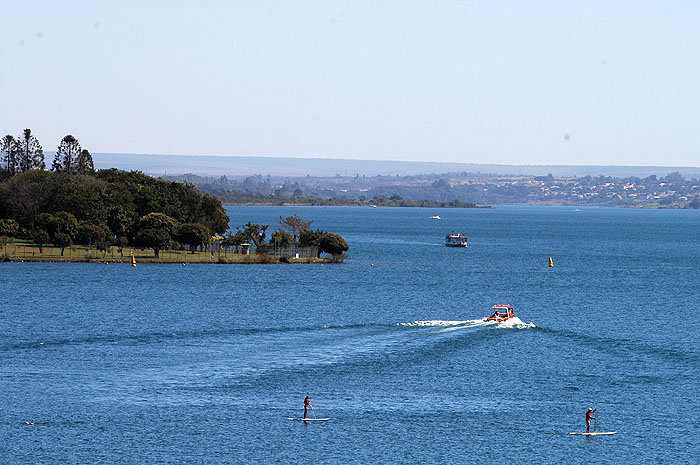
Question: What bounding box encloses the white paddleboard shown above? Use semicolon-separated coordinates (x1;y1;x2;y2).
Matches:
569;432;616;435
287;418;329;421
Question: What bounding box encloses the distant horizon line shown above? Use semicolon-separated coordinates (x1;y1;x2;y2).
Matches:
87;152;699;170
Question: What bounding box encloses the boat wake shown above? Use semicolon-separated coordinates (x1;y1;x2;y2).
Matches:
399;318;535;331
399;320;476;327
494;316;536;329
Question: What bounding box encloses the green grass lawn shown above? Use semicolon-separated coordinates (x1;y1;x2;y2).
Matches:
1;240;328;264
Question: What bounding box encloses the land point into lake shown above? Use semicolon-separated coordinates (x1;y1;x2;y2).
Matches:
0;165;349;265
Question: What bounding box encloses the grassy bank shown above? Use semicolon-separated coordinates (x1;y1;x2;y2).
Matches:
1;242;329;264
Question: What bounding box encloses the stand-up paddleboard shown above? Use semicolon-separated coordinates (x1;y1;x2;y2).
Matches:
287;418;329;421
569;432;616;436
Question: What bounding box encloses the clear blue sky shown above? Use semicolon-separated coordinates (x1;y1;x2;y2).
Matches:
2;1;699;166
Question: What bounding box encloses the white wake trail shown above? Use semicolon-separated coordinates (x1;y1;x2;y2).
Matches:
399;317;535;331
398;320;476;327
493;316;536;329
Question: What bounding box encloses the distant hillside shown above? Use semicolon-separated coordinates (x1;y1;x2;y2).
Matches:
163;171;700;209
90;153;700;179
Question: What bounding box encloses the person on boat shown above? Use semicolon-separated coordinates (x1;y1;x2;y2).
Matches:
304;396;312;419
586;407;597;433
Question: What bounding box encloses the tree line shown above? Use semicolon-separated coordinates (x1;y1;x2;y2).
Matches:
1;129;97;179
0;129;230;257
222;214;349;260
0;169;230;257
0;129;351;260
190;186;480;208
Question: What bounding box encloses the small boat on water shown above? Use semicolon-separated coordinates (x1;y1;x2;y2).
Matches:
431;215;441;219
486;305;515;322
445;232;467;247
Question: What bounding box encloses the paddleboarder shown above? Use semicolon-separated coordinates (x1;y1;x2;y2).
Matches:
586;407;597;433
303;396;312;419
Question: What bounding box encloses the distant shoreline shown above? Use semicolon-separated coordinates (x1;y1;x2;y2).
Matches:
221;202;492;208
218;201;690;209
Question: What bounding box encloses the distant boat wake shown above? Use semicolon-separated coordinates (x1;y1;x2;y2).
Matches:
399;318;535;331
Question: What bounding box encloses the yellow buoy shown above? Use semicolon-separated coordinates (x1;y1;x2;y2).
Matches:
131;252;137;267
548;255;554;267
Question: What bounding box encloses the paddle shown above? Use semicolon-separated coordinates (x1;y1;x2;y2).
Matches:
311;405;317;419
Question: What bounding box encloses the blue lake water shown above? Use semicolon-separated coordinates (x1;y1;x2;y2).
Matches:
1;206;699;464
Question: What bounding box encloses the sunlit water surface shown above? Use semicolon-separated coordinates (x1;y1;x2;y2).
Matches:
1;206;699;464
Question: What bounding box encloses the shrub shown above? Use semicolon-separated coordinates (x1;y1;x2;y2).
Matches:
0;219;20;237
320;233;349;255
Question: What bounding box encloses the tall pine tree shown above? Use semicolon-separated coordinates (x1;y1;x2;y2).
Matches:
77;148;94;173
52;135;81;173
17;129;45;172
0;135;19;175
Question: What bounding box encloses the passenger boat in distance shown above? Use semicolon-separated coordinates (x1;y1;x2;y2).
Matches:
445;232;467;247
486;305;515;322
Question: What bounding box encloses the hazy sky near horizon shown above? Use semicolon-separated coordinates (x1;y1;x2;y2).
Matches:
2;1;699;166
